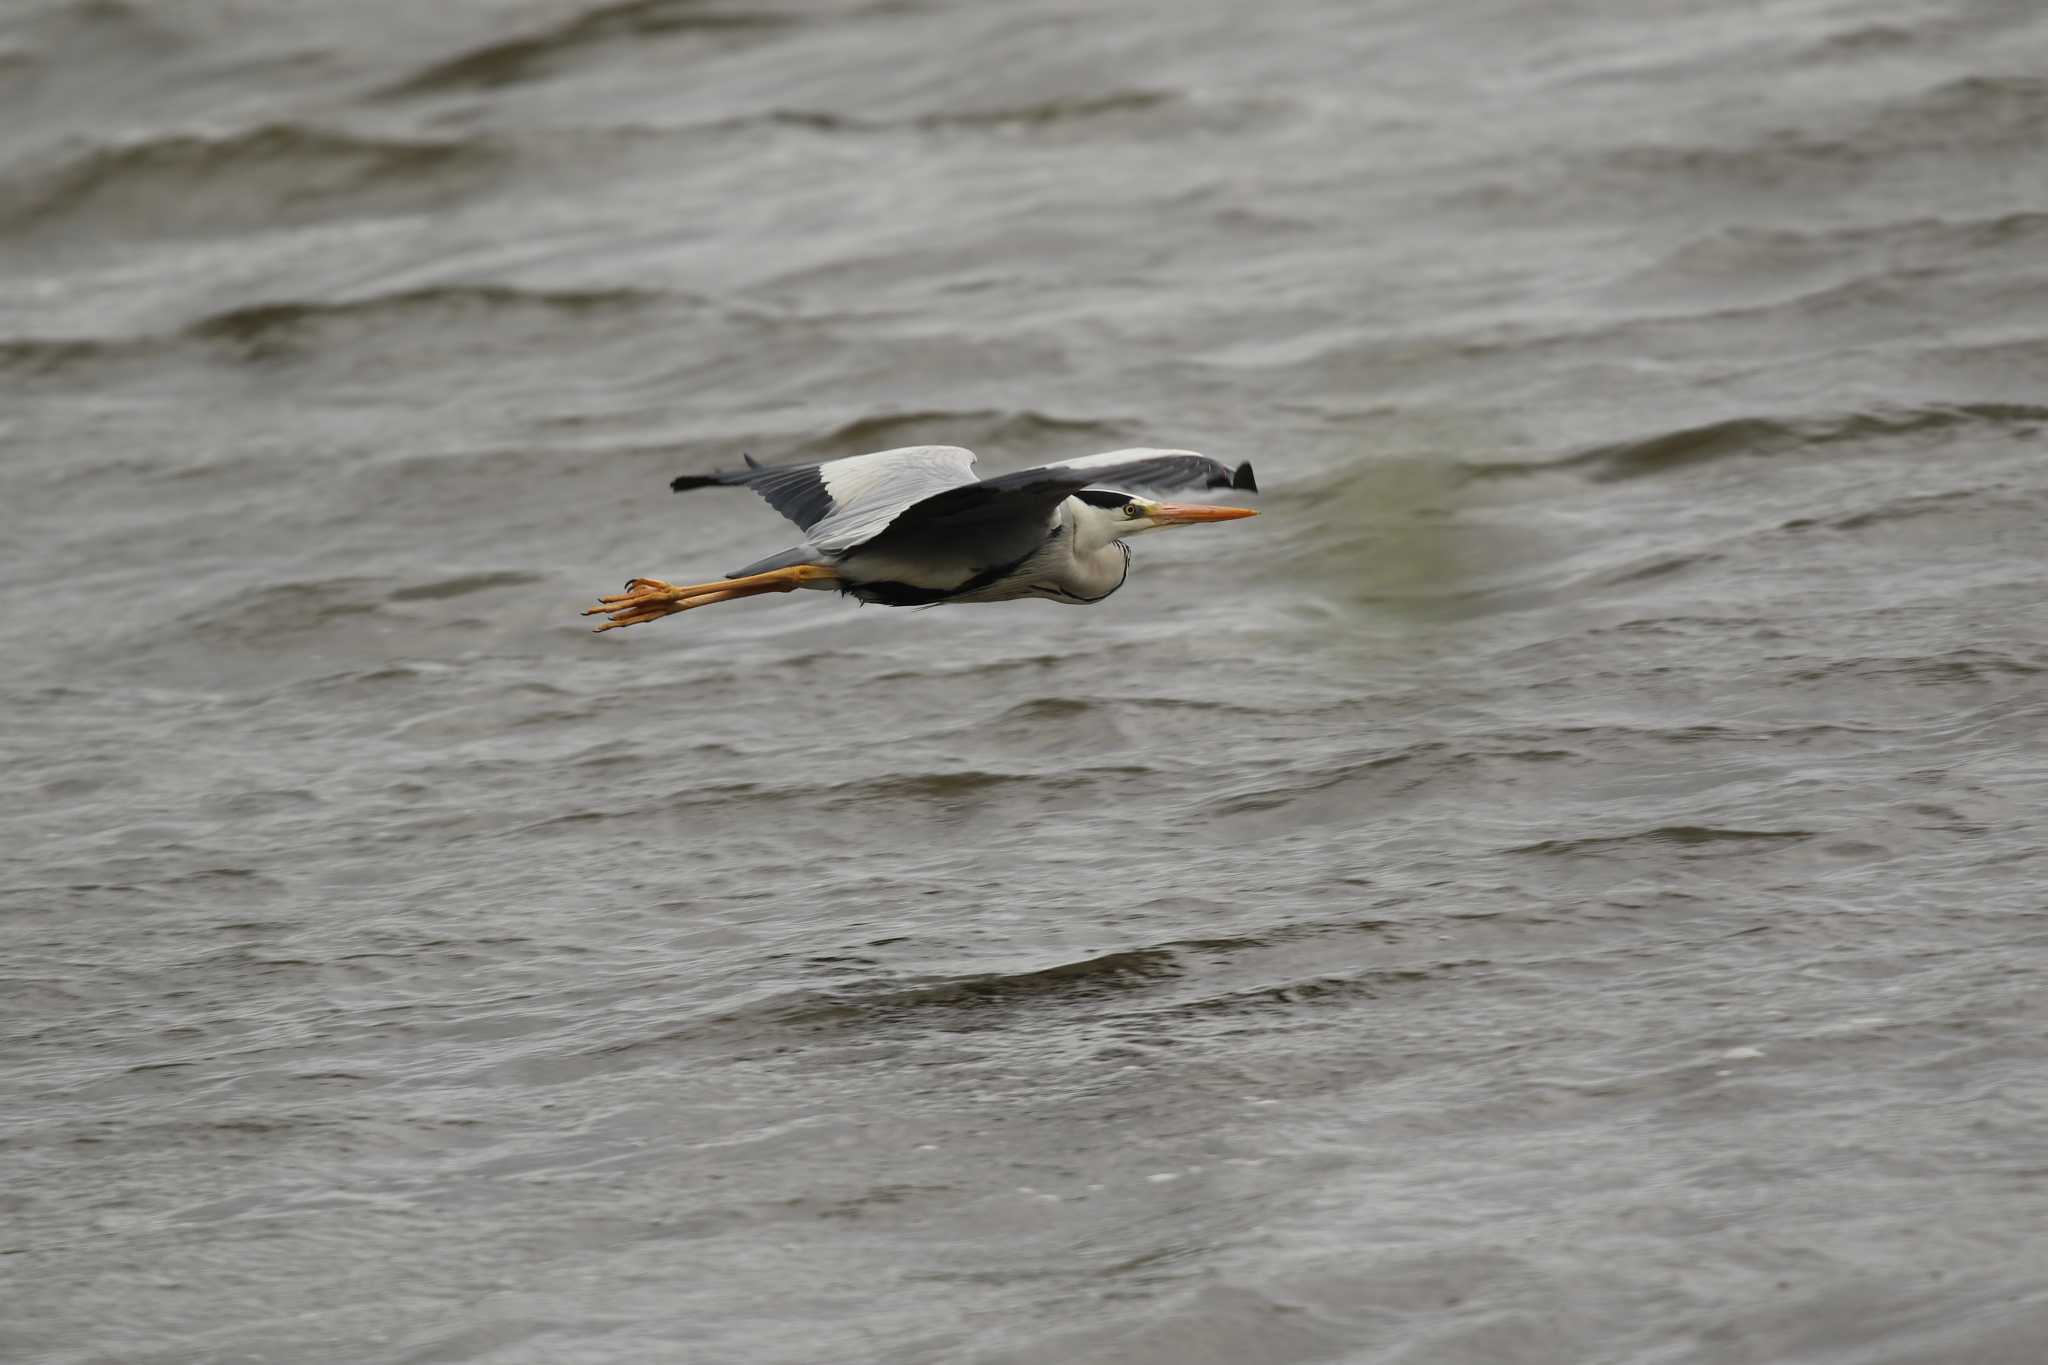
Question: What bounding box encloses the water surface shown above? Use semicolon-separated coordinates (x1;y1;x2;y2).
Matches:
4;1;2046;1361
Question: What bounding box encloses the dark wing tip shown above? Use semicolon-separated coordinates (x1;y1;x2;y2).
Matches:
674;453;760;492
1232;462;1258;493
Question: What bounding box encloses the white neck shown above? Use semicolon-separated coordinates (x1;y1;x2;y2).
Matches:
1066;498;1129;554
1043;499;1133;603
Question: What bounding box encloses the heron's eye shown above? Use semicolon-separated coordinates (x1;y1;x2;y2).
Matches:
1122;503;1144;520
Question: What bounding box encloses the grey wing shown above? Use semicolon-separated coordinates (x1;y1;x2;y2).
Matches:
671;445;981;552
856;448;1257;555
987;448;1259;500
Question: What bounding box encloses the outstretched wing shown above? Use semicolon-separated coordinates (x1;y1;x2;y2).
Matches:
671;445;982;550
860;448;1257;550
979;448;1254;502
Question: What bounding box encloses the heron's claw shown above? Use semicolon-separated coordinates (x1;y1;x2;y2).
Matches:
593;578;676;606
584;577;692;631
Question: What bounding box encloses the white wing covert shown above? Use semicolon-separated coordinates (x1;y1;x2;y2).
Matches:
670;445;981;553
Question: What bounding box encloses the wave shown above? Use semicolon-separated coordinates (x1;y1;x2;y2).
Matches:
1465;403;2048;483
1789;21;1920;62
0;336;138;376
169;574;565;654
184;284;656;349
1593;551;1721;586
1594;77;2048;192
386;570;548;603
1510;826;1814;856
747;88;1307;148
1785;649;2044;687
1605;212;2048;304
0;124;505;238
0;285;657;378
760;90;1179;134
177;578;390;643
503;762;1161;838
753;763;1156;807
1206;742;1453;818
777;948;1184;1023
379;0;794;98
1148;963;1475;1021
602;914;1435;1054
1445;73;2048;226
591;948;1187;1056
992;697;1098;725
1908;334;2048;377
1781;487;1984;534
1867;74;2048;151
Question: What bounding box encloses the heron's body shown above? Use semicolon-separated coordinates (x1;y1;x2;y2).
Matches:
585;444;1256;631
820;497;1133;606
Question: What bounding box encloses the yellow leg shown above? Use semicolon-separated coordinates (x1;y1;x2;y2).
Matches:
582;564;839;631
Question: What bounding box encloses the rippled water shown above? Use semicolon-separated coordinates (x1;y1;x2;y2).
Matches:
5;1;2047;1361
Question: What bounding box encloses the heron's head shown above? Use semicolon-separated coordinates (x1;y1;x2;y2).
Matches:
1073;488;1259;544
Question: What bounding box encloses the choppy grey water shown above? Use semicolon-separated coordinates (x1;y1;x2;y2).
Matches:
5;1;2047;1361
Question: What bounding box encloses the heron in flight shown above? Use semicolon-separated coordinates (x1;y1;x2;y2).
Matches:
585;445;1259;631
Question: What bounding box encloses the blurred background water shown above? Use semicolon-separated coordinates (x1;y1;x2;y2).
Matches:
3;1;2046;1361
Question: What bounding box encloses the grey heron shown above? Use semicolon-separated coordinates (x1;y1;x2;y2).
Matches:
584;445;1258;630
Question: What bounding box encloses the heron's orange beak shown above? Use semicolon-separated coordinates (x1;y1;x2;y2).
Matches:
1150;503;1259;526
